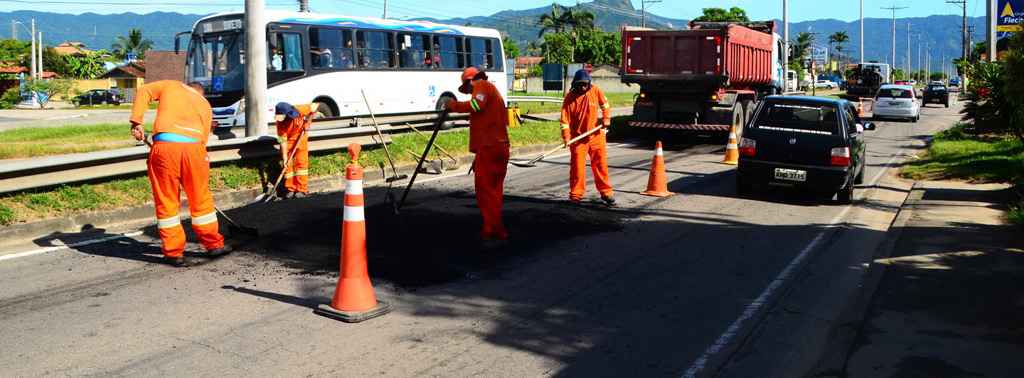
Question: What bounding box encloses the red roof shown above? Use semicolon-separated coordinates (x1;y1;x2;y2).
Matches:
516;56;543;67
101;62;146;78
0;66;28;74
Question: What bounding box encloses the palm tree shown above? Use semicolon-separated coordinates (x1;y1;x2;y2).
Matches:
791;32;816;63
111;29;154;61
537;5;570;37
828;31;850;64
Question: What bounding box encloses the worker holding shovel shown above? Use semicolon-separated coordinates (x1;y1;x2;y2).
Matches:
561;69;615;206
274;102;317;199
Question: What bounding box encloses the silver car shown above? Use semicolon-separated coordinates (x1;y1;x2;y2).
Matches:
872;84;920;122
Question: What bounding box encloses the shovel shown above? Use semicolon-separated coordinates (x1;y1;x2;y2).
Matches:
253;114;313;203
509;126;605;168
361;89;407;184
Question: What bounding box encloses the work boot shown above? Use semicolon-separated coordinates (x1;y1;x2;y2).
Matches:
292;192;308;199
601;196;617;207
206;244;234;257
282;191;296;200
165;255;187;267
569;197;584;205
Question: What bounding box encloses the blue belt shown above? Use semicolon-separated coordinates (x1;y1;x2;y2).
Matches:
153;132;199;143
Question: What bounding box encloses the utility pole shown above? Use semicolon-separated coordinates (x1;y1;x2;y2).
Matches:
882;5;908;69
29;19;36;79
917;34;922;78
37;31;43;78
10;20;15;40
382;0;388;19
784;0;789;89
297;0;309;12
986;0;996;61
947;0;967;60
245;0;269;137
860;0;865;63
641;0;661;28
906;23;911;76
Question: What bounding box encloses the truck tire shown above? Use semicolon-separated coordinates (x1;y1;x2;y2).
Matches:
730;103;744;138
740;100;755;140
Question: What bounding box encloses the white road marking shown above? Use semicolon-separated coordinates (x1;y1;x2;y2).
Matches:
681;153;901;378
0;231;144;263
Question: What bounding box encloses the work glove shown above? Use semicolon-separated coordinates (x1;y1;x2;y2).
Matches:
561;129;571;146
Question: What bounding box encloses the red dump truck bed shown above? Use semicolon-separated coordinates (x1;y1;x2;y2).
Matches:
621;22;775;90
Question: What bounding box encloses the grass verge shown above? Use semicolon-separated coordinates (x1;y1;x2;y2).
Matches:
0;123;153;159
511;91;636;114
0;120;563;225
901;124;1024;183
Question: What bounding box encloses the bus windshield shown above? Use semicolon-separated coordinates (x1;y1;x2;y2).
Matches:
186;31;244;94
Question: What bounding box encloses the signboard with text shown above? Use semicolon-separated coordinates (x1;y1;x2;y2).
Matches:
998;0;1023;35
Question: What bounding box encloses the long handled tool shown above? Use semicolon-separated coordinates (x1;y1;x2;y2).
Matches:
509;125;605;168
142;134;259;237
253;115;312;203
404;122;459;168
396;110;449;213
361;89;407;184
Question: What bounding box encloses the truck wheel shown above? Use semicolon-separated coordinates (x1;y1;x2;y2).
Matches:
740;100;754;139
731;103;744;138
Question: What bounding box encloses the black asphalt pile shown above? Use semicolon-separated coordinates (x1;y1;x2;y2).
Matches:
227;185;626;289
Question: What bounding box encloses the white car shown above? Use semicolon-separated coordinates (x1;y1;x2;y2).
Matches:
814;80;838;89
873;84;920;122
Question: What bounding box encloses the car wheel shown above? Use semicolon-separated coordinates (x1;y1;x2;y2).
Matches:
836;184;854;204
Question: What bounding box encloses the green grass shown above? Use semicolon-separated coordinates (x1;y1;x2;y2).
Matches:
0;123;153;159
511;91;637;114
71;103;157;110
901;125;1024;183
0;120;563;225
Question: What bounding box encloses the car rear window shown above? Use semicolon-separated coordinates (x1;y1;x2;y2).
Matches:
877;88;913;98
752;102;840;135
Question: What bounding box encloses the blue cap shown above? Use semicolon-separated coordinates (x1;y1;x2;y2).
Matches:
572;69;592;84
275;102;300;119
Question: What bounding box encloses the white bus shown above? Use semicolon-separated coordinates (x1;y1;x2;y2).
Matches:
181;11;508;128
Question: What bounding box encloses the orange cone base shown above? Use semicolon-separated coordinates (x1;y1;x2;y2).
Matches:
641;190;674;197
721;160;738;166
315;301;392;323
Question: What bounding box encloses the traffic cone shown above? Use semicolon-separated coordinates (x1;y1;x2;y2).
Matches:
641;141;674;197
315;143;392;323
721;126;740;165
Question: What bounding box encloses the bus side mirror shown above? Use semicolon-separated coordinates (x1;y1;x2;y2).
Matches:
174;31;191;54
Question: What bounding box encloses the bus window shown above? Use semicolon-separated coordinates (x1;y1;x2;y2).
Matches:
468;38;488;69
357;30;395;69
270;32;304;72
435;35;462;69
489;38;504;71
398;33;431;69
310;27;353;69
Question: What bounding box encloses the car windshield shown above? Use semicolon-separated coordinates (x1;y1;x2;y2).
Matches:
186;31;244;94
752;102;840;135
877;88;913;99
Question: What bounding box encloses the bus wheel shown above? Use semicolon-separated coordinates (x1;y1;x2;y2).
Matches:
313;101;334;119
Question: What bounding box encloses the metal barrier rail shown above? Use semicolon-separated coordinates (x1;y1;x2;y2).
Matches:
507;96;564;103
0;112;465;194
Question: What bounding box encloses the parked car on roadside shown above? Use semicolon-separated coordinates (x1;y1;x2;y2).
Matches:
922;83;950;108
74;89;122;106
814;80;838;89
872;84;920;122
736;96;875;204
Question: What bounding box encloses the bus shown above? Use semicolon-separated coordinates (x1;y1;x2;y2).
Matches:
181;11;508;128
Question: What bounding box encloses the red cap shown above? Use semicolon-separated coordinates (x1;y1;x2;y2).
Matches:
461;66;480;81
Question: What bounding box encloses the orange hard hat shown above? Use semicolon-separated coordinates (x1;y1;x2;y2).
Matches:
461;66;480;81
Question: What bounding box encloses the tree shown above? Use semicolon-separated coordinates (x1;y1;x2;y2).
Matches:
692;7;750;22
790;32;816;63
61;52;109;79
540;32;573;65
111;29;154;60
537;5;570;37
502;36;520;59
573;29;621;66
0;39;30;62
25;78;74;109
892;68;905;81
828;31;849;60
1001;28;1024;142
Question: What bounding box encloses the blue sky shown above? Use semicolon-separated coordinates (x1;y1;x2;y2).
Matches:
4;0;986;22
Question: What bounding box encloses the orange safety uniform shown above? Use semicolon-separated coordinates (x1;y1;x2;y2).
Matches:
130;80;224;258
449;79;510;240
275;104;313;194
560;84;613;201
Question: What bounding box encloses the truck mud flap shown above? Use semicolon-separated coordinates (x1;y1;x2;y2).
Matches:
629;121;731;132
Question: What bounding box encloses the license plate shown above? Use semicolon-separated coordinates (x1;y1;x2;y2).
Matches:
889;101;900;106
774;168;807;182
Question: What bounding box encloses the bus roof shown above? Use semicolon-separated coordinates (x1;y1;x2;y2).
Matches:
194;11;501;38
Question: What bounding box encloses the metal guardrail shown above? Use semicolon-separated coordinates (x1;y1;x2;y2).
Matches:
507;96;563;104
0;111;467;194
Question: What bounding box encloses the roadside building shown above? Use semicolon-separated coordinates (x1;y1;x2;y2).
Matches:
52;42;92;56
100;62;145;102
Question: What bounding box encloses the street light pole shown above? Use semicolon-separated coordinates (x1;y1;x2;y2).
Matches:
382;0;388;19
29;19;35;79
784;0;789;89
860;0;865;64
906;22;911;76
245;0;269;137
882;5;908;69
986;0;997;61
37;31;43;78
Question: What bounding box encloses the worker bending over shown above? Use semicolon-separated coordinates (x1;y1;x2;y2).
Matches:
447;66;510;242
130;80;227;267
274;102;317;198
560;69;615;206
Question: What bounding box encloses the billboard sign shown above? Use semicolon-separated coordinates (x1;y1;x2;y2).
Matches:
998;0;1023;34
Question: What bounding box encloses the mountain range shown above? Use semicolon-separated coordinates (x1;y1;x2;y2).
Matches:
3;1;988;71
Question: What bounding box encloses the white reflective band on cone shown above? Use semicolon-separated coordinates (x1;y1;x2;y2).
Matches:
157;215;181;229
344;205;365;221
727;144;738;149
346;179;363;195
655;148;664;156
191;211;218;226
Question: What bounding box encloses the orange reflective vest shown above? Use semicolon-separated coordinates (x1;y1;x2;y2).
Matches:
130;80;214;145
276;103;314;140
559;85;611;143
449;80;509;153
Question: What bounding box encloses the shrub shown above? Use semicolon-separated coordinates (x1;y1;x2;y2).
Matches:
0;86;21;109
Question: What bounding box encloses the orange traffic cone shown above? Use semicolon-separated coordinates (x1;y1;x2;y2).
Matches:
641;141;674;197
315;143;392;323
721;126;740;165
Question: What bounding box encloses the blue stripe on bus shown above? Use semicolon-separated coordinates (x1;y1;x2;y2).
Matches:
278;17;465;35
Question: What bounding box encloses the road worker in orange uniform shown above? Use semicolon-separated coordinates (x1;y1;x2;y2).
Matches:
274;102;316;198
447;66;510;241
130;81;227;267
560;69;615;206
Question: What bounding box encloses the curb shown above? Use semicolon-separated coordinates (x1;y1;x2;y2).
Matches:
807;181;922;377
0;143;559;250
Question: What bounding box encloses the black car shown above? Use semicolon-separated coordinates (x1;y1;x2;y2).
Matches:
74;89;121;106
922;84;950;107
736;96;875;204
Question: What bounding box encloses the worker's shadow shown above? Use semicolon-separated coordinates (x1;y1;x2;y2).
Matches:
32;224;166;264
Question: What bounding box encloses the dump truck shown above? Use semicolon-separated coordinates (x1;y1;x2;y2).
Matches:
620;21;783;138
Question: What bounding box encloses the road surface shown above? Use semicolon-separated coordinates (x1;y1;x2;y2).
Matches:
0;103;958;377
